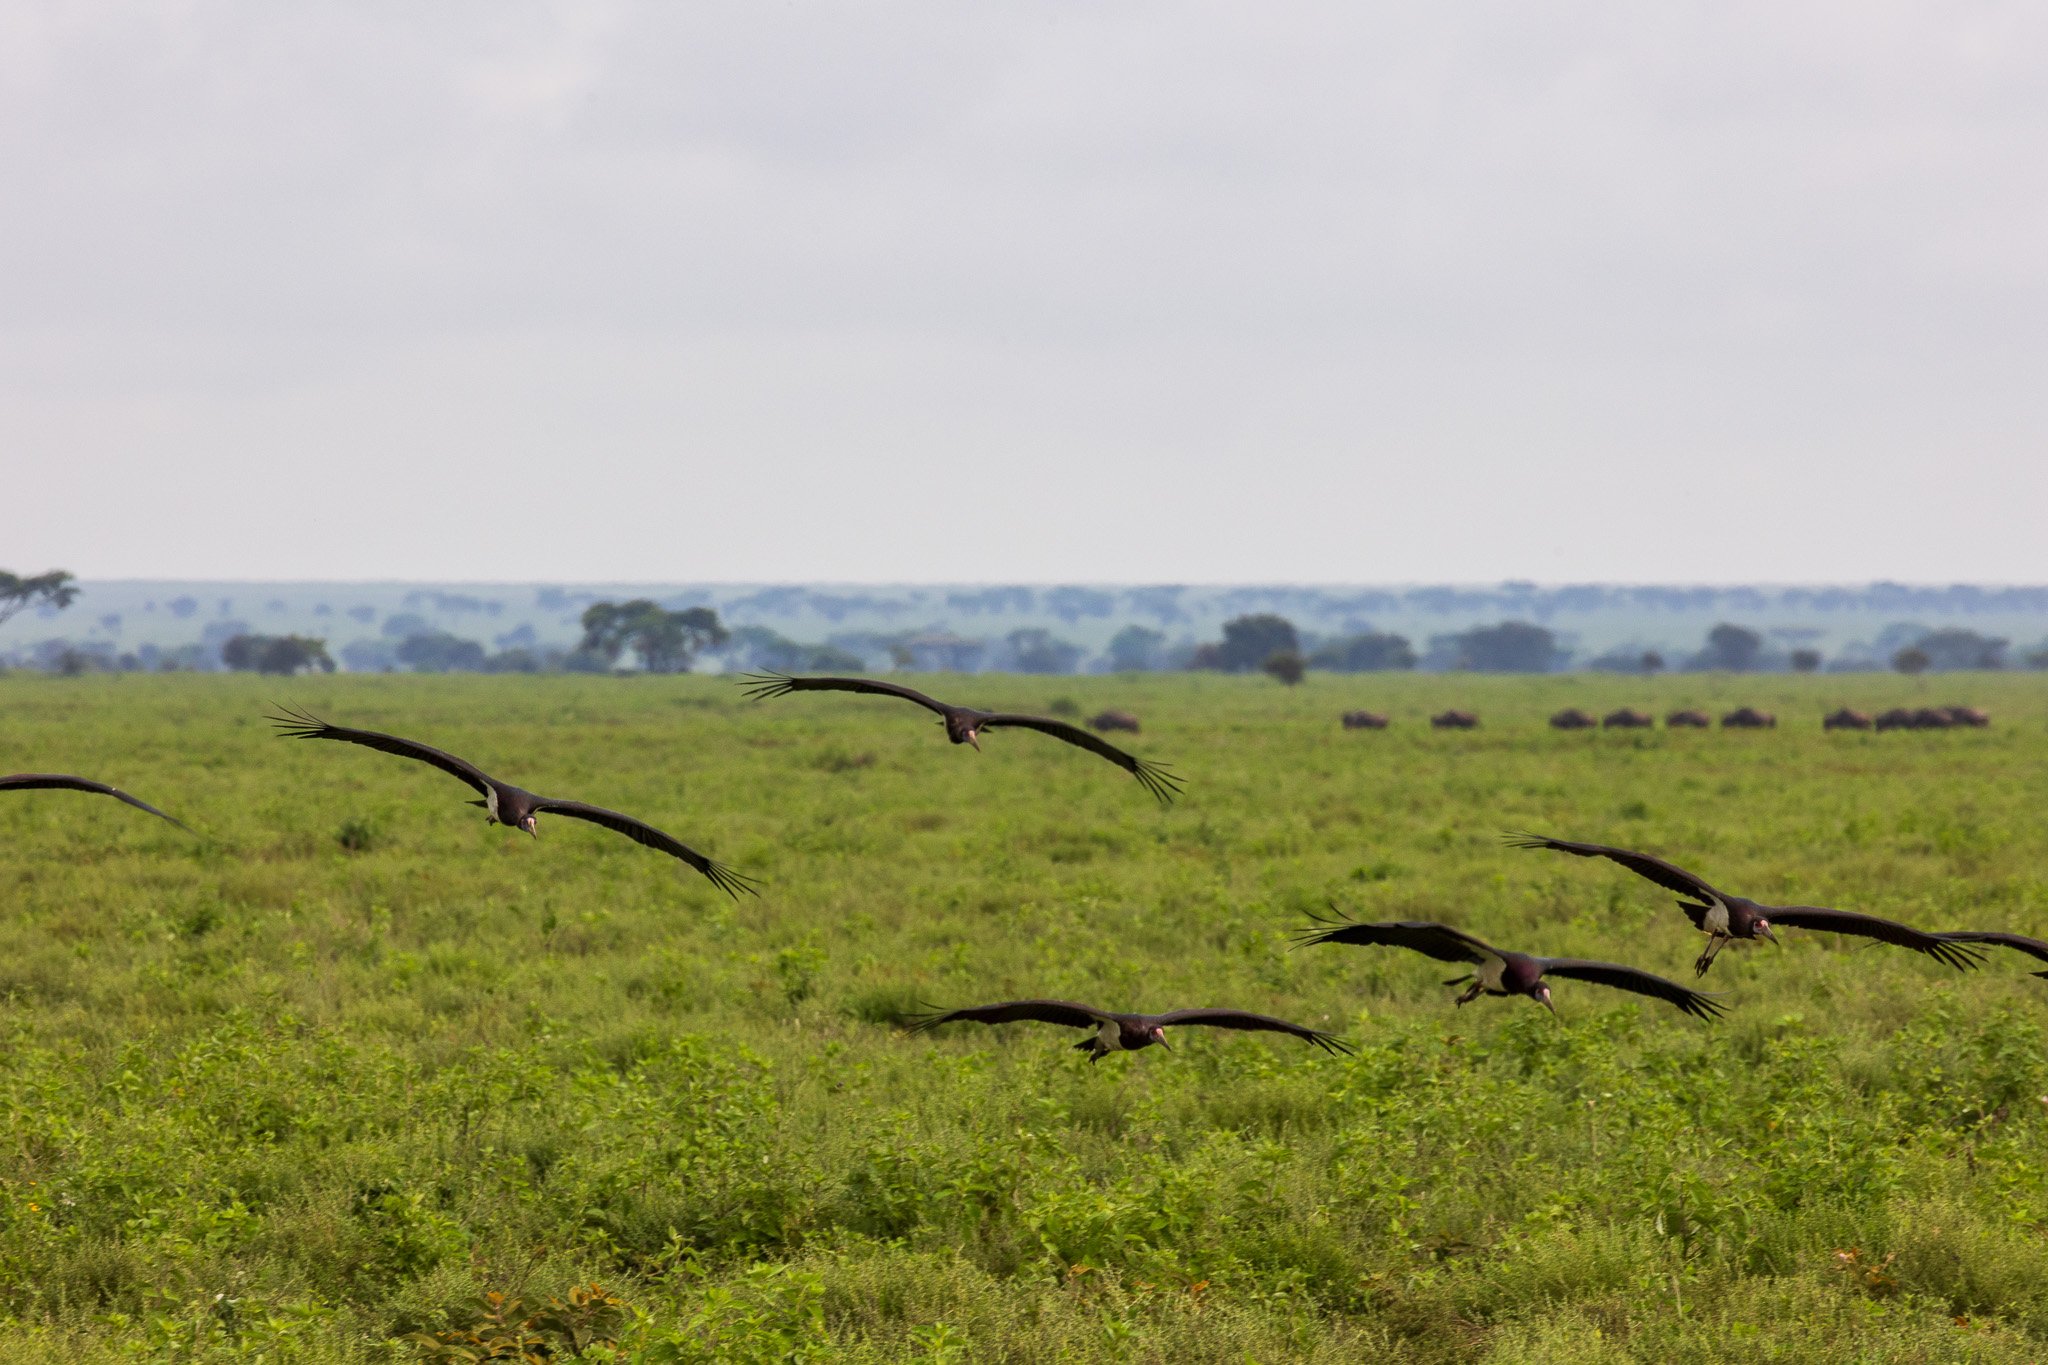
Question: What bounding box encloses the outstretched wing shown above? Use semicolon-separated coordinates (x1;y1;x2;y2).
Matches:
1536;958;1726;1020
1504;831;1723;902
530;799;760;899
1936;930;2048;977
1292;912;1500;968
0;773;192;831
977;713;1184;805
1769;906;1981;971
268;707;492;798
738;673;950;716
907;999;1112;1032
1151;1008;1356;1055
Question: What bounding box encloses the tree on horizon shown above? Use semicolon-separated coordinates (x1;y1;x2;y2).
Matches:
0;569;78;632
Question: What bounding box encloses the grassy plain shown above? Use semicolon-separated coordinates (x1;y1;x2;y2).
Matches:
3;670;2048;1362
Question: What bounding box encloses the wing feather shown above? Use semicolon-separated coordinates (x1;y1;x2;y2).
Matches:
1536;958;1726;1020
531;799;760;899
1150;1008;1355;1054
907;1000;1112;1032
1937;930;2048;978
1292;912;1499;967
1769;906;1981;970
738;673;950;715
0;773;191;831
977;713;1184;804
268;707;492;797
1504;832;1722;901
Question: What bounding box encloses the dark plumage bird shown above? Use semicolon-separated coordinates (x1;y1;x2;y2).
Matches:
907;999;1352;1061
1934;931;2048;979
0;773;190;831
269;708;756;898
1294;914;1724;1020
740;674;1182;804
1506;833;1980;977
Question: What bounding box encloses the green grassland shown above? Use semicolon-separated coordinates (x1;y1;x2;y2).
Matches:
4;671;2048;1362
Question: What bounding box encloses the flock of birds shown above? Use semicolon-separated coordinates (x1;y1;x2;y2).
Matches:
8;673;2045;1064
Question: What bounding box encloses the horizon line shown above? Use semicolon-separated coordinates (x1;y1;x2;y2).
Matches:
60;576;2048;590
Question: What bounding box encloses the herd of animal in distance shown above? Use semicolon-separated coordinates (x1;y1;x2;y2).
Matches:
1344;703;1993;730
6;675;2037;1062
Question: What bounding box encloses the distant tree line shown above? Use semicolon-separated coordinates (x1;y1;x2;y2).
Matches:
11;572;2045;679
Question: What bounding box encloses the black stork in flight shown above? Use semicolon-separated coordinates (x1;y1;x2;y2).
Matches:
1294;913;1725;1020
1933;930;2048;979
739;674;1183;804
0;773;191;831
907;999;1351;1061
1506;832;1981;977
269;708;757;898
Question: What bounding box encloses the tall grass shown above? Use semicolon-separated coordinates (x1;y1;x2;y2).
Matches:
1;671;2045;1361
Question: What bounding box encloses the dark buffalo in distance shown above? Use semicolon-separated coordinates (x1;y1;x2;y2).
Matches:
1943;705;1990;728
1721;706;1776;729
1823;708;1874;731
1088;710;1142;734
1665;709;1712;728
1602;707;1655;729
1874;706;1966;731
1430;709;1480;730
1549;708;1598;730
1341;710;1389;730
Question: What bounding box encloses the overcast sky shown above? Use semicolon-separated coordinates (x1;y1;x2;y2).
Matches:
6;2;2046;583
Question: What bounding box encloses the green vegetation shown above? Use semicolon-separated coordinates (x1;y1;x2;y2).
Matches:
2;671;2047;1362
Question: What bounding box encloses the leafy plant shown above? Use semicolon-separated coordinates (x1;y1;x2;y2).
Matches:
409;1284;626;1362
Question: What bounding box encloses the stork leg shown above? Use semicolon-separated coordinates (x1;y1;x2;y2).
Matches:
1693;934;1727;978
1451;978;1484;1007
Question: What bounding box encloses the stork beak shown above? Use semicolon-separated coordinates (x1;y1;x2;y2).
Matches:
1757;921;1778;946
1538;989;1559;1022
966;731;981;751
1155;1031;1171;1051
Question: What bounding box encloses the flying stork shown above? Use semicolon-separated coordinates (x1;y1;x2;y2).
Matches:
1294;913;1725;1020
269;708;757;898
0;773;191;831
1506;832;1982;977
907;999;1351;1061
739;674;1183;804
